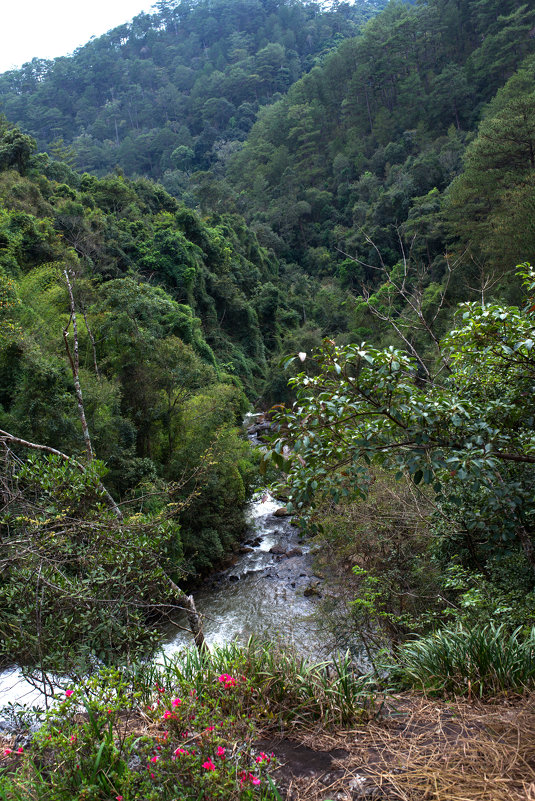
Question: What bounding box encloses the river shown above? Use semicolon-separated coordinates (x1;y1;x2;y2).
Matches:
0;437;326;718
161;488;324;658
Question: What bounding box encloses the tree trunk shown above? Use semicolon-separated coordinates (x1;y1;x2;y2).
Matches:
168;577;207;652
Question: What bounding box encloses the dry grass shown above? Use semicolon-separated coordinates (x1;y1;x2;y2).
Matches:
272;695;535;801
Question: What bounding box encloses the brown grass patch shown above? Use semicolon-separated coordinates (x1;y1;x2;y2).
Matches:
269;694;535;800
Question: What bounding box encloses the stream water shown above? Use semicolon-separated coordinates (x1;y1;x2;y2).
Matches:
161;488;324;658
0;418;327;720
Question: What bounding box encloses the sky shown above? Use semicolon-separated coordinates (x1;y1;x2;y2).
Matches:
0;0;155;73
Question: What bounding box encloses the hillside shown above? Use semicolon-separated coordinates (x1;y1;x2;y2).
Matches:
227;0;535;306
0;0;386;193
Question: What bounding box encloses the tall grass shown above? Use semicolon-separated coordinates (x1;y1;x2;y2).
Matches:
144;638;374;726
392;623;535;696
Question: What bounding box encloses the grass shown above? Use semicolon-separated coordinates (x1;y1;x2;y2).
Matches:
280;695;535;801
0;638;374;801
391;623;535;696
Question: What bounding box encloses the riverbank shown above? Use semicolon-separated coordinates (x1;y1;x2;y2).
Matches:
2;640;534;801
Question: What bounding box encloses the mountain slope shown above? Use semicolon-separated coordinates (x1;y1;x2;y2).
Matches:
0;0;387;192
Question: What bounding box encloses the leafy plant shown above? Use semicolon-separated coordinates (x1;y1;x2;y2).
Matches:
390;623;535;696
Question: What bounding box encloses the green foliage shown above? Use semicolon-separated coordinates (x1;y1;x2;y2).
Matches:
0;453;189;672
391;624;535;697
266;266;535;640
446;57;535;278
0;640;373;799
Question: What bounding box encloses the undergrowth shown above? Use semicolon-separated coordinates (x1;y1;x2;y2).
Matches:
391;623;535;696
0;638;373;801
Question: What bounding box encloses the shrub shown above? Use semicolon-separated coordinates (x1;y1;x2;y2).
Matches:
391;623;535;696
0;640;374;800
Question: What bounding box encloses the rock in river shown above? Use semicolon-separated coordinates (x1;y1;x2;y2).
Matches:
285;547;303;558
273;507;291;517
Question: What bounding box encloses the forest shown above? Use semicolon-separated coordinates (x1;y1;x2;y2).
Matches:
1;0;535;798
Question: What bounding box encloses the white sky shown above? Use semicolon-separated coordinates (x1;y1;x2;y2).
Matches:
0;0;155;73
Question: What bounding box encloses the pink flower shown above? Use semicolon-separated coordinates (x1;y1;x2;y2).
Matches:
116;797;123;801
65;690;74;697
3;749;12;756
202;758;216;771
173;747;188;757
163;710;175;720
150;755;158;763
16;747;24;754
217;746;226;758
240;771;261;786
204;726;215;733
218;673;236;688
219;673;236;689
171;697;181;707
150;772;155;779
70;736;77;743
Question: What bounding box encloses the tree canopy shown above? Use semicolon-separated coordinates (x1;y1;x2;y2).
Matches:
266;265;535;576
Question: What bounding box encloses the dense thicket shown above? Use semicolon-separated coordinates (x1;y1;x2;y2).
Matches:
0;118;285;586
0;0;385;193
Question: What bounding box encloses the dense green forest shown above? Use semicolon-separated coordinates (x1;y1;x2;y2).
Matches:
2;0;535;798
0;0;386;192
228;0;535;290
0;121;289;670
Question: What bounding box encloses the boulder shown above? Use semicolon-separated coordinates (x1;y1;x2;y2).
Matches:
285;547;303;558
273;507;291;517
269;542;288;555
247;421;271;435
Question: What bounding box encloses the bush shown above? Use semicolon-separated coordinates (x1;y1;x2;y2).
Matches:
0;640;374;800
391;623;535;696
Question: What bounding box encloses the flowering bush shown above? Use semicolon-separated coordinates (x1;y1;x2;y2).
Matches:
2;640;371;799
2;654;275;800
